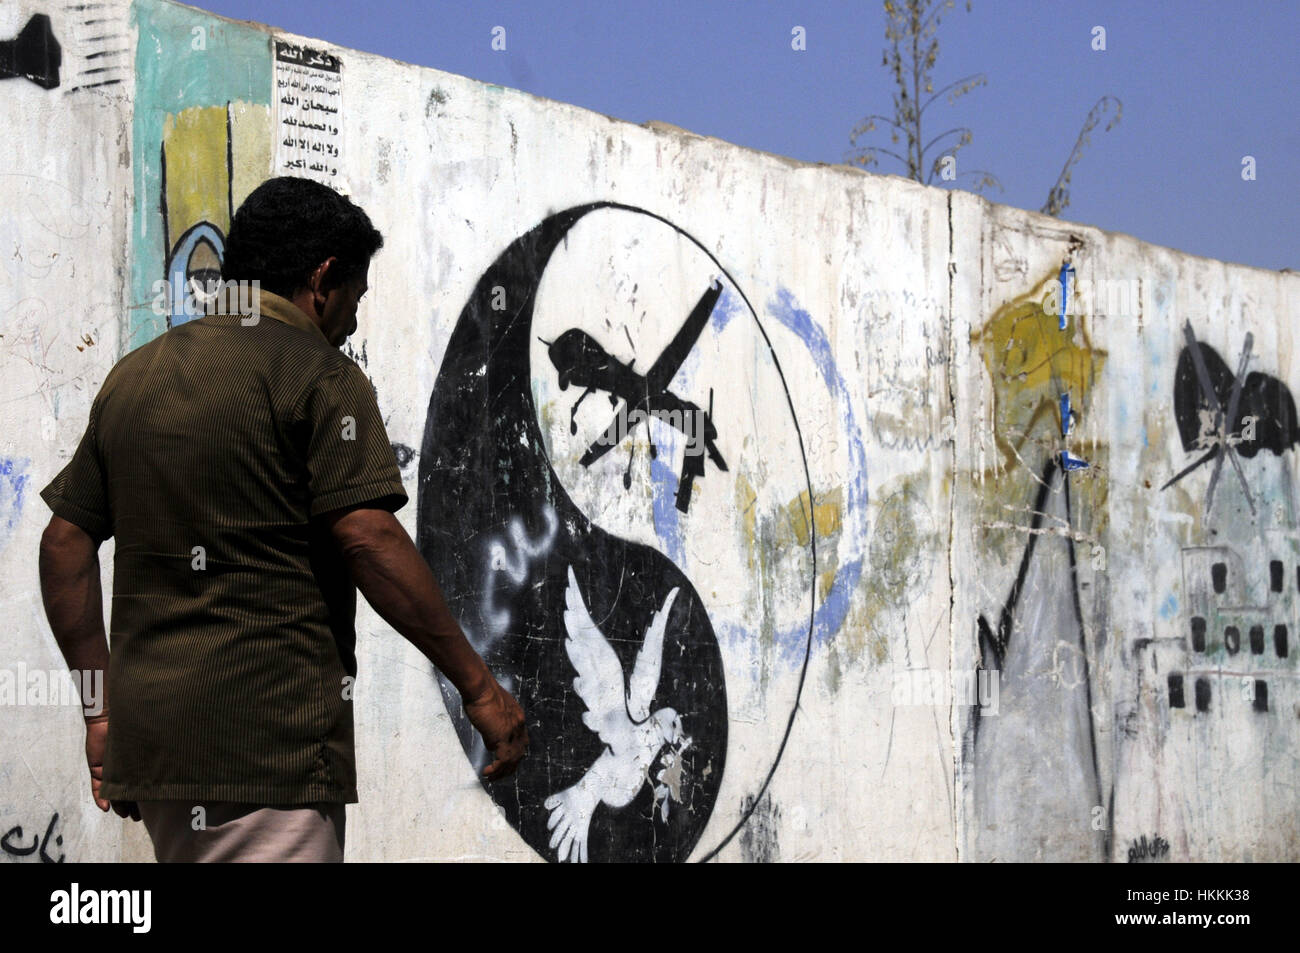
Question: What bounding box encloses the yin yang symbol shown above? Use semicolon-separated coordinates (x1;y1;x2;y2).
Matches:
419;203;815;862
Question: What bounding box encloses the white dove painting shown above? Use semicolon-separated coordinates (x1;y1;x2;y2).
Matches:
544;565;692;863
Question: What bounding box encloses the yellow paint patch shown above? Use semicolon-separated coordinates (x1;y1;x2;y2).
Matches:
789;486;844;548
163;106;233;238
162;102;271;252
973;272;1107;467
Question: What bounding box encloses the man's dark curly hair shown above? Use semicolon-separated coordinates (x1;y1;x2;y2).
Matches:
221;176;383;298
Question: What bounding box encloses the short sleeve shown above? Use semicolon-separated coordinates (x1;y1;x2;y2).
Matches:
299;362;409;517
40;395;113;541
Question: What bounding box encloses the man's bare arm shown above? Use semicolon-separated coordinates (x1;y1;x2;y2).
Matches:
38;516;137;818
38;516;110;713
319;505;527;780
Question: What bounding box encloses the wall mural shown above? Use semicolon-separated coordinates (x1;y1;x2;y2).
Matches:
1156;323;1299;733
966;268;1300;861
129;0;272;348
15;0;1292;863
968;273;1109;862
418;204;818;862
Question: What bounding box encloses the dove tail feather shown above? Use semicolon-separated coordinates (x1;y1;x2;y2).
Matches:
544;777;598;864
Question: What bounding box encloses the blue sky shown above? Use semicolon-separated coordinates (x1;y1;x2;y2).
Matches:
198;0;1298;272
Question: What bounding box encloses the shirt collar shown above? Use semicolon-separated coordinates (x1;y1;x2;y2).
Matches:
250;288;330;344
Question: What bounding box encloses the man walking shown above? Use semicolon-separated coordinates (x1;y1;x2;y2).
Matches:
38;176;526;862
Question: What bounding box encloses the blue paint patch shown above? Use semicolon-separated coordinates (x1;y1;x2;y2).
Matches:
650;453;687;569
0;458;30;554
1059;262;1074;330
1159;594;1178;620
711;285;744;333
766;287;869;663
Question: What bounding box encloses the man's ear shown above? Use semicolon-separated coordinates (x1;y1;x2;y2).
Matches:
309;256;340;308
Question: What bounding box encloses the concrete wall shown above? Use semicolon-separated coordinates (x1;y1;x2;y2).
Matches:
2;0;1295;862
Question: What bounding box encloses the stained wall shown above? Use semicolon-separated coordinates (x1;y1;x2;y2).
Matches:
1;0;1295;862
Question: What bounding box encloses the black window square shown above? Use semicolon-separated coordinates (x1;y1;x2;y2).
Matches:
1250;624;1265;654
1277;624;1290;658
1271;560;1284;592
1195;677;1211;712
1191;616;1207;652
1253;680;1268;713
1167;674;1185;708
1211;562;1227;594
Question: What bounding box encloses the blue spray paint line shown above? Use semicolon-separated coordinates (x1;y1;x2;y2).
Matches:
767;287;869;663
1059;262;1074;330
1158;594;1179;621
1057;263;1087;469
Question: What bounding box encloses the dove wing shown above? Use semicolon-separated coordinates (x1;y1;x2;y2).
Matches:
562;566;634;752
627;587;680;722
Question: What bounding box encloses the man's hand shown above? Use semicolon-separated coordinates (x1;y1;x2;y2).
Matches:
463;681;528;782
84;715;140;821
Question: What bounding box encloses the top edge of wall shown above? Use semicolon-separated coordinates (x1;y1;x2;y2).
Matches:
160;0;1296;284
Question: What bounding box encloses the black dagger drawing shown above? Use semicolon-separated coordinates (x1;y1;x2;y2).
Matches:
0;15;62;90
546;280;729;512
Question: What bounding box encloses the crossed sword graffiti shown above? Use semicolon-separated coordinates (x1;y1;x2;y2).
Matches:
1160;321;1256;516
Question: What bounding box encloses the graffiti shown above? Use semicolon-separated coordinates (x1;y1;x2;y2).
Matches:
545;279;729;511
738;793;781;863
0;811;66;863
130;2;273;346
971;456;1106;860
1127;833;1169;863
544;567;688;863
470;503;558;654
1171;327;1300;459
970;275;1108;862
0;458;30;556
158;108;246;328
419;203;816;862
870;487;935;603
766;288;870;658
1158;322;1300;732
0;15;61;90
1163;323;1300;514
1167;544;1294;718
973;276;1107;474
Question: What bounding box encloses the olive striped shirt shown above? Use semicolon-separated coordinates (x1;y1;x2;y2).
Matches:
40;289;407;804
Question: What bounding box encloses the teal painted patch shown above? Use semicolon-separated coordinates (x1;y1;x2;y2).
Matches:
129;0;272;352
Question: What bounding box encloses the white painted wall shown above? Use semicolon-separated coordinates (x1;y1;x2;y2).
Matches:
1;0;1295;862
